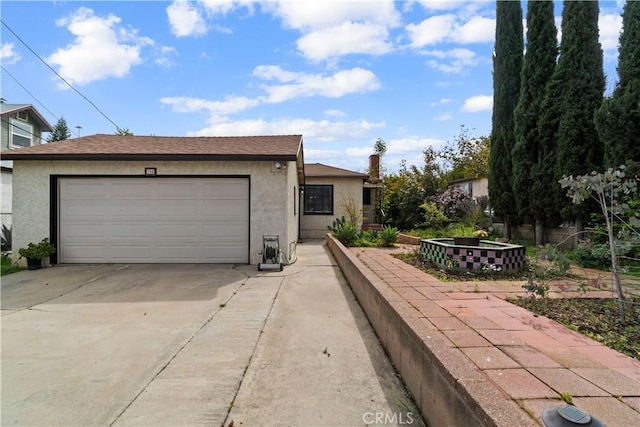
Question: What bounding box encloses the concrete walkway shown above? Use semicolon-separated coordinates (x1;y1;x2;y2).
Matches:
350;246;640;427
1;241;421;426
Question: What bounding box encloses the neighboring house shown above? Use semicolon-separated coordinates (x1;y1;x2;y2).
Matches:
0;104;54;231
449;177;488;201
301;163;369;239
1;134;304;265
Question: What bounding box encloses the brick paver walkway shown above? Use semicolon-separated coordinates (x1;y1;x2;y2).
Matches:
351;247;640;427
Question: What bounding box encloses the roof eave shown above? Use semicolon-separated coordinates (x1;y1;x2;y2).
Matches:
0;105;53;132
1;153;299;162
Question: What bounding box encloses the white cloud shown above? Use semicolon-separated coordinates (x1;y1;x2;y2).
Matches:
0;42;21;65
297;22;393;61
324;109;345;118
200;0;238;15
47;8;145;86
187;118;385;140
451;16;495;43
346;147;373;156
160;95;260;116
306;148;343;159
599;13;622;55
406;15;456;47
262;1;400;62
429;98;453;107
387;137;443;154
413;1;464;11
461;95;492;112
436;114;453;121
154;46;178;68
424;48;478;73
253;66;381;103
265;0;400;31
406;14;495;48
167;1;208;37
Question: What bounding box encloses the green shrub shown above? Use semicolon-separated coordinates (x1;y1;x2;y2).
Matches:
334;223;359;246
571;241;627;270
461;208;491;229
420;202;450;228
379;226;399;247
18;238;56;259
327;216;347;232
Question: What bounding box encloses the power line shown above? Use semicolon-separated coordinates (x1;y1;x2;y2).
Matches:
1;19;122;132
1;65;60;123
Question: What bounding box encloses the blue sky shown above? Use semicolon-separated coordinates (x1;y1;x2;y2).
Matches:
1;0;625;173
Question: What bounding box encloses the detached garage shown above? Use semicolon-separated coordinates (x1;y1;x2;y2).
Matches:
2;134;304;266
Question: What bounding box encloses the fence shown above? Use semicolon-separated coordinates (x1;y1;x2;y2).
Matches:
1;212;11;231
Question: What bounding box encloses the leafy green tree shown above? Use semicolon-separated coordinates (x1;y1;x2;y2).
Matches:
47;117;71;142
116;127;133;136
488;1;523;236
439;125;490;181
595;0;640;170
553;0;605;225
560;166;639;317
512;0;557;243
381;150;446;230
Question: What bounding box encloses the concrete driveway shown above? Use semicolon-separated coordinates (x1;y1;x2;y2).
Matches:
1;241;421;426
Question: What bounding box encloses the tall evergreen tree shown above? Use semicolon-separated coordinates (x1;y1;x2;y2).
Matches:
512;0;557;244
47;117;71;142
595;0;640;170
553;1;605;224
488;1;523;236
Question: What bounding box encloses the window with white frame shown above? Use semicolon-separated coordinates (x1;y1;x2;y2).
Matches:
9;118;33;148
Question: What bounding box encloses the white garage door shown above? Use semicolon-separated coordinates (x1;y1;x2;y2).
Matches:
59;177;249;263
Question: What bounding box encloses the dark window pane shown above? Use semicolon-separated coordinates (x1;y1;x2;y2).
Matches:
304;185;333;214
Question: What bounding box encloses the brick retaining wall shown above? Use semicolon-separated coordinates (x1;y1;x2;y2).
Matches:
327;234;536;427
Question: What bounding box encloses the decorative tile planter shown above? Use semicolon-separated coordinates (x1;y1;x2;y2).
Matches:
420;238;525;271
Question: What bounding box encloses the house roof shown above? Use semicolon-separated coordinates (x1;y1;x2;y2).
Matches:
0;134;303;161
304;163;368;179
0;104;54;132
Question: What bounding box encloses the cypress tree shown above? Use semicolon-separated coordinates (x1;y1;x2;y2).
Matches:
47;117;71;142
552;0;605;224
595;0;640;170
512;0;557;244
488;1;523;237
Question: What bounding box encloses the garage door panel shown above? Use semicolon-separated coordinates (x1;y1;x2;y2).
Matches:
63;223;107;238
61;201;107;218
154;182;202;198
59;177;249;263
201;222;248;238
60;245;107;263
202;200;248;217
202;182;247;198
61;182;107;198
110;182;153;198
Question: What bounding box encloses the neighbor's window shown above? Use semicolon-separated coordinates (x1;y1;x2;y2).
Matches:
363;187;372;205
9;118;33;148
304;185;333;215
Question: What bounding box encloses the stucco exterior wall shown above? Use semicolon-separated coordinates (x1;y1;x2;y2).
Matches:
285;161;300;261
11;160;298;265
473;177;488;200
300;176;364;239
